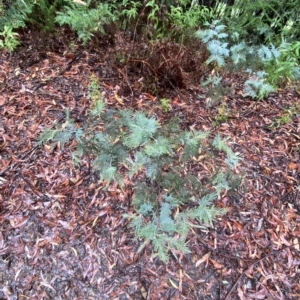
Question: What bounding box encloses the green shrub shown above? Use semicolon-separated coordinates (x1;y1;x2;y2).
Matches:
27;0;69;32
119;0;215;41
221;0;300;45
0;0;71;50
38;78;240;262
0;0;32;50
243;70;275;100
0;0;33;31
264;41;300;86
0;25;20;51
196;20;299;99
55;1;118;44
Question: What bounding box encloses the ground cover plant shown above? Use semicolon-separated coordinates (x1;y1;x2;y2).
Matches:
0;0;300;298
38;78;240;262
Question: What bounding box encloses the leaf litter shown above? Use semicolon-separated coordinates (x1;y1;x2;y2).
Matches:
0;29;300;299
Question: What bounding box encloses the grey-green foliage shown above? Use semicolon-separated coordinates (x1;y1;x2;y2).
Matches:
220;0;300;45
196;19;299;99
38;92;240;263
243;70;275;100
195;20;230;67
196;20;248;67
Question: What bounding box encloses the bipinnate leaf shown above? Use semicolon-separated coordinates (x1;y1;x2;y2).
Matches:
144;136;172;157
38;95;241;263
123;112;159;148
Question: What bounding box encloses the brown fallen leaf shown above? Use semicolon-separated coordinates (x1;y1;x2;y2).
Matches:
288;162;299;170
0;95;6;106
209;258;224;269
195;252;210;267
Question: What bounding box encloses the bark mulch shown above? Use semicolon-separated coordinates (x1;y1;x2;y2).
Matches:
0;31;300;299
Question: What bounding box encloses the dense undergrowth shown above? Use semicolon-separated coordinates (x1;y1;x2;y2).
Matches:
1;0;300;261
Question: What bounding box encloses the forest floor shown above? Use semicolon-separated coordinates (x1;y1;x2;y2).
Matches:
0;29;300;300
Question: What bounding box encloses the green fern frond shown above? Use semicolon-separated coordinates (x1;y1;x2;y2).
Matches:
119;109;133;126
89;99;105;116
163;194;179;207
212;172;230;195
139;223;158;240
186;196;226;227
230;42;247;64
123;112;159;148
137;202;153;216
169;238;191;254
244;77;275;99
198;193;218;206
38;109;78;148
159;202;176;234
127;151;149;178
101;164;118;183
53;125;75;148
257;44;280;62
195;20;227;43
94;132;109;147
212;134;240;168
160;202;172;217
212;134;230;152
38;129;59;145
144;136;173;157
92;153;112;169
152;235;169;263
75;128;84;144
206;40;230;66
160;219;177;235
135;112;158;134
175;214;190;237
145;163;159;181
225;151;240;168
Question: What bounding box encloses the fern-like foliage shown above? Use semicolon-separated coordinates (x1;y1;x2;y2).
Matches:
144;136;172;157
243;71;276;100
257;44;281;62
196;20;230;67
180;130;209;162
122;112;159;148
183;193;226;226
55;1;117;43
196;19;298;100
196;20;228;43
38;110;77;148
38;80;241;262
212;134;240;168
230;42;248;64
0;0;33;31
